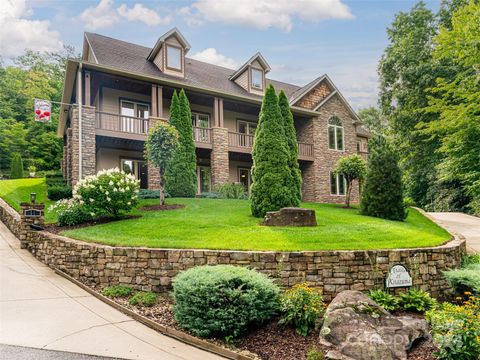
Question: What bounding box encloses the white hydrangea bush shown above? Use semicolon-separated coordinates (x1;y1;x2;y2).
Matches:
74;168;140;218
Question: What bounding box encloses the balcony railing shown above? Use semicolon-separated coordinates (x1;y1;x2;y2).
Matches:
193;127;212;144
228;131;254;149
95;112;149;135
298;142;314;158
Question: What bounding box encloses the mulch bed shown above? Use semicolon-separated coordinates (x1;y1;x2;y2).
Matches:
44;215;141;234
139;204;185;211
89;283;437;360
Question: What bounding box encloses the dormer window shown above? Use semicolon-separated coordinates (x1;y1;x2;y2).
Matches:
251;68;263;90
166;45;182;71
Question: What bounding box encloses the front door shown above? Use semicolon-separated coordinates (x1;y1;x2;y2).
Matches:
121;158;148;189
197;166;211;194
238;167;251;192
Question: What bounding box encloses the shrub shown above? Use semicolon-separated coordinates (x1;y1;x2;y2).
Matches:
426;295;480;360
50;198;93;226
250;85;293;217
10;153;23;179
361;136;407;221
197;191;220;199
461;254;480;267
279;283;325;336
46;177;66;187
334;154;367;208
129;292;157;307
398;289;436;313
138;189;160;199
444;263;480;295
45;171;63;179
74;168;140;218
102;285;133;298
172;265;280;338
368;289;400;311
215;183;248;199
47;185;72;200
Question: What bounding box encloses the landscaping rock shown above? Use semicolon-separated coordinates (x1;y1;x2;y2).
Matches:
320;290;428;360
263;207;317;227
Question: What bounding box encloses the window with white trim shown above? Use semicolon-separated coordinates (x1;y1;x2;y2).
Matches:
330;172;346;196
166;45;181;70
328;116;344;150
251;68;263;90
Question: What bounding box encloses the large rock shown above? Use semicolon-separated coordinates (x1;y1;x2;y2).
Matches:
263;207;317;227
320;290;428;360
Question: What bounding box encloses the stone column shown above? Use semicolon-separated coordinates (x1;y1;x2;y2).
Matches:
211;127;229;188
71;105;96;185
66;128;73;184
19;202;45;249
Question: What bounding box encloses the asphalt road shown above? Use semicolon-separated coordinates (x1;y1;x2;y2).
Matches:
0;344;124;360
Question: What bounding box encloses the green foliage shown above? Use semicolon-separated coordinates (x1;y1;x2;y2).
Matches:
398;288;437;313
461;254;480;267
137;189;170;199
145;121;179;205
251;85;293;217
357;107;389;136
444;263;480;295
278;90;302;206
306;346;324;360
368;289;400;311
129;292;157;307
335;154;367;207
426;295;480;360
214;183;248;199
46;185;72;201
74;169;139;218
172;265;280;338
279;283;325;336
51;198;92;226
165;90;197;198
10;153;24;179
102;285;133;298
361;136;407;221
28;165;36;174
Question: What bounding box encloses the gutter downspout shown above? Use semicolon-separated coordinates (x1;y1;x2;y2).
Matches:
77;63;83;181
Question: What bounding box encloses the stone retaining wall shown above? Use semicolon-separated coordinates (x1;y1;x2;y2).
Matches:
0;199;466;301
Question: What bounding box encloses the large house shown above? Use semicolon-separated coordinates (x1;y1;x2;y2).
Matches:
59;28;369;203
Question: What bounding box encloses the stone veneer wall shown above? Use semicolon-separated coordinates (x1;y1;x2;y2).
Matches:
0;197;465;302
210;127;230;187
70;106;96;185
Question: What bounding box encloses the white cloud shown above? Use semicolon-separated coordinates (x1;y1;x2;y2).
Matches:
182;0;354;32
117;4;172;26
0;0;62;58
190;48;238;69
79;0;171;30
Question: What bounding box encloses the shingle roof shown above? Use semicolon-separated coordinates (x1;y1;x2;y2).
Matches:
85;32;300;100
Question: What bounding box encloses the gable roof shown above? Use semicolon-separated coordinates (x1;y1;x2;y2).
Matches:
147;27;192;61
229;52;271;81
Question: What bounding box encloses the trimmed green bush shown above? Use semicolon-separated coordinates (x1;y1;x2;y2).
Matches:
278;90;302;206
215;183;248;199
368;289;400;311
51;199;92;226
251;85;293;217
10;153;24;179
172;265;280;338
444;263;480;294
102;285;133;298
165;89;197;198
361;136;407;221
47;185;72;200
129;292;157;307
398;289;436;313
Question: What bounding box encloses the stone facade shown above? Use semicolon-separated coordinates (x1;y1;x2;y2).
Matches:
70;106;96;185
210;127;230;188
66;128;73;184
296;82;332;110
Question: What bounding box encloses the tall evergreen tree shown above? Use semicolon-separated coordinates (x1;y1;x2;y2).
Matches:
278;90;301;206
251;85;292;217
165;89;197;197
10;153;24;179
361;136;407;221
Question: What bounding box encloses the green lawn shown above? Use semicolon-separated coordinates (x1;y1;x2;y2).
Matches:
0;178;451;251
0;178;56;223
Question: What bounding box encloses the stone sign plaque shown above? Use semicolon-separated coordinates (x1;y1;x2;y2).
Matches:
386;264;412;288
24;209;42;218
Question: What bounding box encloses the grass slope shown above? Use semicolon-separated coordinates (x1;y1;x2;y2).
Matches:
0;178;56;223
63;198;451;251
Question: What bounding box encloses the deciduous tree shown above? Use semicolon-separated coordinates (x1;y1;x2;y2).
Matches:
335;155;367;208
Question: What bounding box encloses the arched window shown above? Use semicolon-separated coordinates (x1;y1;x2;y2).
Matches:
328;115;344;150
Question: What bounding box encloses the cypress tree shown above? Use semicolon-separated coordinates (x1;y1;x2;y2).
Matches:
278;90;302;206
10;153;24;179
360;136;407;221
251;85;292;217
165;89;197;197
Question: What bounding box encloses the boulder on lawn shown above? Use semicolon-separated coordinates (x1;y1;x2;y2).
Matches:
263;207;317;227
320;290;428;360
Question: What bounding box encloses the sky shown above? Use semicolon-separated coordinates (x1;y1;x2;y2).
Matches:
1;0;442;110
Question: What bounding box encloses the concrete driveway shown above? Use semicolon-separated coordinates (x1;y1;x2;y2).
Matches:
0;221;223;360
428;212;480;253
